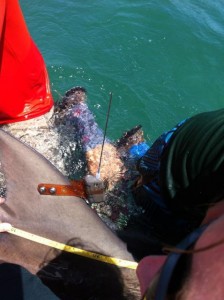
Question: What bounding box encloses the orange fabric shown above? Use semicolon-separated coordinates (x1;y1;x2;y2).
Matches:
0;0;53;124
37;182;87;199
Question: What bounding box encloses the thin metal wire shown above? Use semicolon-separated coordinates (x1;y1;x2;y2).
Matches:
96;92;113;178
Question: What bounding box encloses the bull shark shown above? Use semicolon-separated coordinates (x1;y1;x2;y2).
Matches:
1;87;149;230
0;129;141;299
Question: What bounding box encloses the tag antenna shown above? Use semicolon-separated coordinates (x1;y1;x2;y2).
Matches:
96;92;113;179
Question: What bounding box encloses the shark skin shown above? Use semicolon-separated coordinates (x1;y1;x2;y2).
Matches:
0;129;141;299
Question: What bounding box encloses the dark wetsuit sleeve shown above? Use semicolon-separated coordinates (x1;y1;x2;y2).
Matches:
160;109;224;221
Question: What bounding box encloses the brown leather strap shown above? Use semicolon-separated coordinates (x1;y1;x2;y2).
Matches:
37;179;105;198
37;180;87;198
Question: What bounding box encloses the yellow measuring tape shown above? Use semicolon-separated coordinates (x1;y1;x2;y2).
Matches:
7;226;138;270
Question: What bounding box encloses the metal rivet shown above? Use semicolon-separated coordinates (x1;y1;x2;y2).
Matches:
39;186;46;194
49;187;56;194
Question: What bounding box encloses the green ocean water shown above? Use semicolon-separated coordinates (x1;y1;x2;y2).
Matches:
20;0;224;143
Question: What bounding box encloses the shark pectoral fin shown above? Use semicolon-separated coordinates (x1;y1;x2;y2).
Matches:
115;125;144;150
